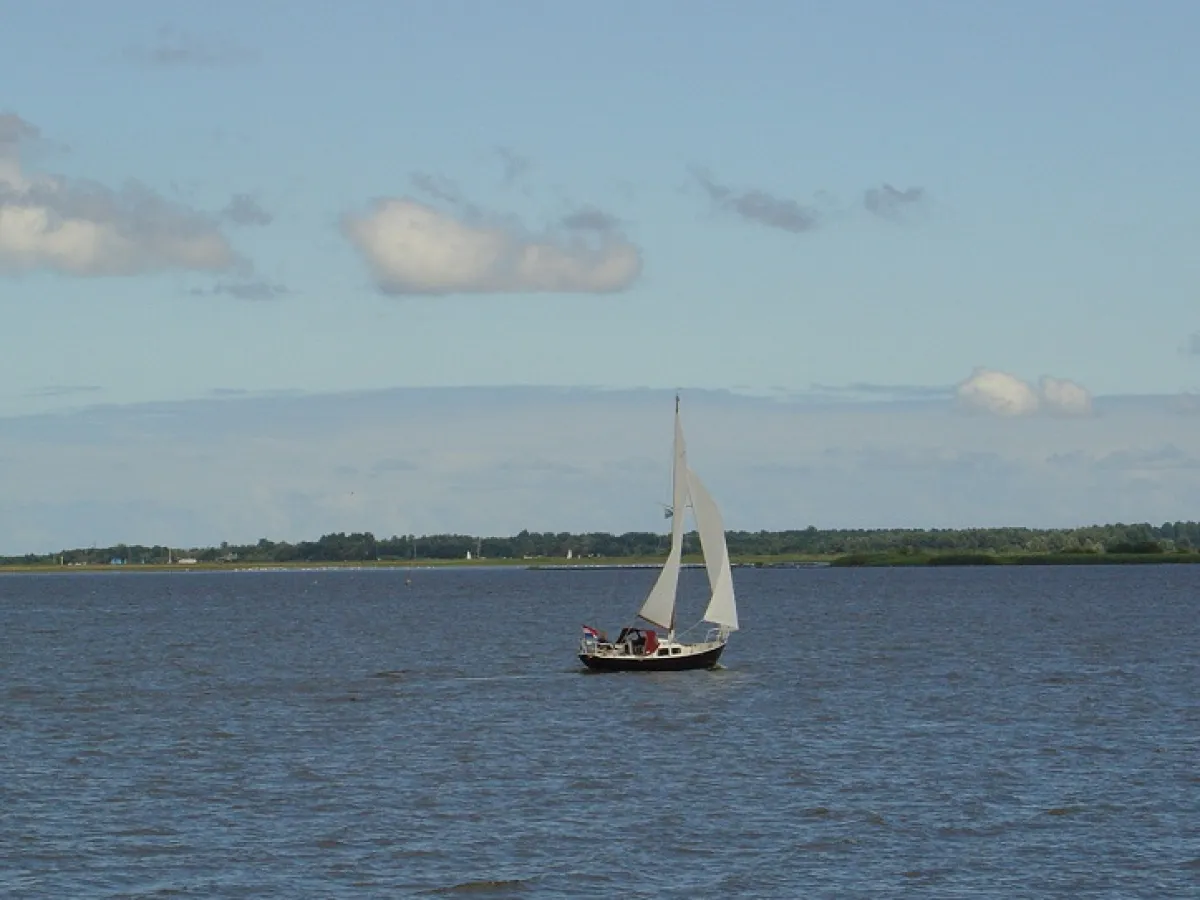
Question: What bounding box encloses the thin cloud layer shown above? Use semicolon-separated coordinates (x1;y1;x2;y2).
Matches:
956;368;1093;417
342;198;641;295
693;168;927;233
0;113;37;148
220;193;272;226
410;172;476;213
190;281;289;301
560;207;621;232
692;168;819;233
0;114;239;276
864;184;924;218
495;147;531;186
25;384;102;398
2;386;1195;553
123;27;257;68
809;382;953;403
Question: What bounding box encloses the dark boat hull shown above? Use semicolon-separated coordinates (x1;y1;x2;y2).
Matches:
578;643;725;672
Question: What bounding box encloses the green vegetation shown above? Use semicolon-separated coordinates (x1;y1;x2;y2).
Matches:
830;550;1196;567
4;521;1200;571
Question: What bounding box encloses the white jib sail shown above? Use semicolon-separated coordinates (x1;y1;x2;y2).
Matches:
688;468;739;632
638;404;689;630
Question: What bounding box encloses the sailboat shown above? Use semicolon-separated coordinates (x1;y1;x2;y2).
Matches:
578;395;739;672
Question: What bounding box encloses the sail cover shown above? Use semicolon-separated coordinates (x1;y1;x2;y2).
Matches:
638;406;688;630
688;469;739;631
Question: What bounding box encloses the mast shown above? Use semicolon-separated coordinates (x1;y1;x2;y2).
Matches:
668;394;680;640
638;394;688;633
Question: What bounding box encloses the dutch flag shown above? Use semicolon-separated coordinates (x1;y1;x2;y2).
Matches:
581;625;601;640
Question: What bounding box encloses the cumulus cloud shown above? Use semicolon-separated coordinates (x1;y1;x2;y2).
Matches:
956;368;1093;417
0;114;240;276
220;193;272;226
956;368;1042;416
692;167;819;233
864;184;925;218
342;198;641;295
1038;376;1093;416
123;27;256;68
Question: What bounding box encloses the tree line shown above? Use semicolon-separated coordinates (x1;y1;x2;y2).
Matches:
4;521;1200;567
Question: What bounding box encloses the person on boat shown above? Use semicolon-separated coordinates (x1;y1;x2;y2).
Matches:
614;627;639;654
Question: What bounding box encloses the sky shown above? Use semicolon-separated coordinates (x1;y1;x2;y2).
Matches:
2;1;1199;553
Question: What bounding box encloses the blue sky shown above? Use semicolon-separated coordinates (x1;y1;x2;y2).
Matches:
2;1;1199;552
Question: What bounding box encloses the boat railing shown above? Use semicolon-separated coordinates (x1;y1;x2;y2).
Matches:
579;637;618;653
582;637;647;658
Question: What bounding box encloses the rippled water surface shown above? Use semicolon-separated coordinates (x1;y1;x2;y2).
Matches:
2;565;1198;898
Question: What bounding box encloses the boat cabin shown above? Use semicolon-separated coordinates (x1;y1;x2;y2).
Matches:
614;627;660;655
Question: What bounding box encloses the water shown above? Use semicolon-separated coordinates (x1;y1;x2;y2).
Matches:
2;565;1198;898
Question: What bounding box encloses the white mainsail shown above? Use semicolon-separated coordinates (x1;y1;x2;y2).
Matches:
688;469;738;631
638;400;688;630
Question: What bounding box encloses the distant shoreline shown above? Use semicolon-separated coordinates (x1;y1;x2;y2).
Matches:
826;551;1200;567
6;523;1197;571
2;551;1198;574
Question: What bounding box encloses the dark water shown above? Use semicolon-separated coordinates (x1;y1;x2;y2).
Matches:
2;565;1198;898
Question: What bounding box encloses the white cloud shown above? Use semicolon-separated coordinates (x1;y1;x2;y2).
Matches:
0;113;240;277
342;198;641;295
956;368;1042;416
1039;376;1092;417
956;368;1093;418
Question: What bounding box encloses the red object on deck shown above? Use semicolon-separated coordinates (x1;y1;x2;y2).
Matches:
644;629;659;653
